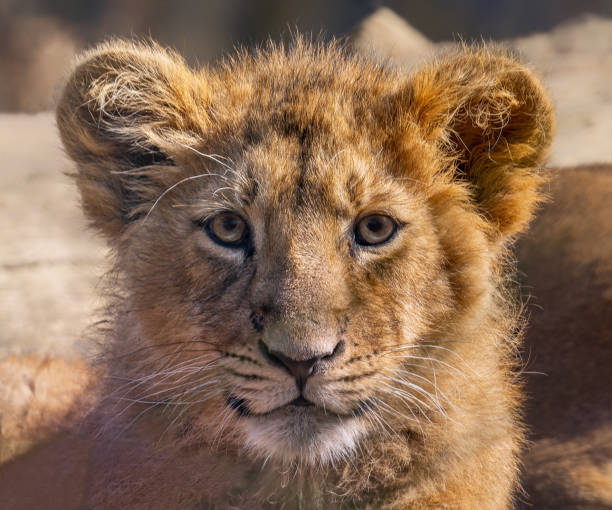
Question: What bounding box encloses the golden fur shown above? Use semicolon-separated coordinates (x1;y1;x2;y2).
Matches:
0;38;560;508
0;355;93;464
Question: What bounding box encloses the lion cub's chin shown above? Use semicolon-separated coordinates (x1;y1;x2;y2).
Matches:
240;406;367;466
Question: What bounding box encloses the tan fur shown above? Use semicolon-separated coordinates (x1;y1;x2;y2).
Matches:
0;355;94;463
0;356;94;510
1;38;559;508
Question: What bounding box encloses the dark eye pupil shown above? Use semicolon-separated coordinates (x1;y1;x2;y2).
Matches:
366;219;383;232
222;217;239;231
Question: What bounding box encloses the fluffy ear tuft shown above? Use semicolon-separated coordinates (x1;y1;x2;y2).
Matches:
56;39;210;239
405;46;555;241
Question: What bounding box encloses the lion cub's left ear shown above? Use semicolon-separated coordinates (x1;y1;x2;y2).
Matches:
56;39;211;240
402;47;555;241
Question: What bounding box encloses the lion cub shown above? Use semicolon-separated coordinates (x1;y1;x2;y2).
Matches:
3;39;554;509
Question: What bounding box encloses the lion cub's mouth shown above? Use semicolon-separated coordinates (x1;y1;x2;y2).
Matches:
223;342;375;461
227;394;315;417
226;393;367;419
288;395;314;407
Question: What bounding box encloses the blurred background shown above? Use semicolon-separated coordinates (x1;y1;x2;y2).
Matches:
1;0;611;358
2;0;612;112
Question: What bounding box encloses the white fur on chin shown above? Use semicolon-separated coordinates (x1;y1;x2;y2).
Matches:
240;409;367;467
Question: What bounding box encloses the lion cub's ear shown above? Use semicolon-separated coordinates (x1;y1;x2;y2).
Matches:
403;47;555;241
56;40;210;240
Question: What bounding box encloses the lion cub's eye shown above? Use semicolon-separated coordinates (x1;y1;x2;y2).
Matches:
205;213;249;247
355;214;397;246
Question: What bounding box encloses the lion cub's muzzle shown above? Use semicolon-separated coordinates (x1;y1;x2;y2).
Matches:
259;338;345;392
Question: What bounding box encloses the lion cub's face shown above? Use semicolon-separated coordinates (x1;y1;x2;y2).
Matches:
126;133;447;464
57;40;553;466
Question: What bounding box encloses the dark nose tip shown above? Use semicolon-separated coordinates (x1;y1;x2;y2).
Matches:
259;340;344;390
271;351;319;387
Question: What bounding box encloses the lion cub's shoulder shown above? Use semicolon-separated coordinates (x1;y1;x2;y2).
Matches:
0;354;93;463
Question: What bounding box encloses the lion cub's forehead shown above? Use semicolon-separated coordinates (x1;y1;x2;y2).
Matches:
189;47;423;224
215;132;412;227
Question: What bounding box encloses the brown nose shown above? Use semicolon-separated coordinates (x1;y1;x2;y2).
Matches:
260;340;344;390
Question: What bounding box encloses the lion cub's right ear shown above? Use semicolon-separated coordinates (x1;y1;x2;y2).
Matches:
56;40;211;240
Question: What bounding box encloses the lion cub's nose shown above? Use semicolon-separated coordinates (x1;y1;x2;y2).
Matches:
260;340;344;390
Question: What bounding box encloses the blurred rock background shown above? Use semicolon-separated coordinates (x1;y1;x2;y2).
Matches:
1;1;611;358
3;0;612;113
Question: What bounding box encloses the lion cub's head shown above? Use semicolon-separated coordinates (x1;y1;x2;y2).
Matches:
57;39;553;467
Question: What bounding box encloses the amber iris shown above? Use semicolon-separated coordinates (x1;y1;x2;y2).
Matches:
207;213;248;247
355;214;397;246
